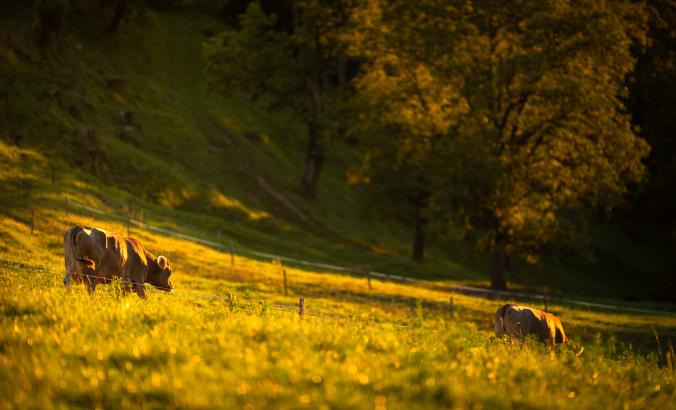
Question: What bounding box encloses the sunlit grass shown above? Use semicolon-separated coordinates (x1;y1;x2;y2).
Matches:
1;256;674;409
1;5;674;407
1;155;675;408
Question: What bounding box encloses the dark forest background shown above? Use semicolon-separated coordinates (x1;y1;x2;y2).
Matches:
1;0;674;302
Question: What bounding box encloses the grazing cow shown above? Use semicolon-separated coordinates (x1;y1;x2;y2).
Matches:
495;304;568;345
63;225;173;298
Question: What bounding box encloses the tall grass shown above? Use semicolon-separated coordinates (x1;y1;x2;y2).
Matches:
1;174;675;408
1;259;674;409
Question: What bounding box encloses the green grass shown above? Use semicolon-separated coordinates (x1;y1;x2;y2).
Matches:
0;192;675;408
0;137;675;408
2;9;676;407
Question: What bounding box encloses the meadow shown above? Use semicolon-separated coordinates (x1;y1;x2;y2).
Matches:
1;6;675;409
1;142;675;409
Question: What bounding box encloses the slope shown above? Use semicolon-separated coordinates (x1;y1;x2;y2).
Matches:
0;5;671;301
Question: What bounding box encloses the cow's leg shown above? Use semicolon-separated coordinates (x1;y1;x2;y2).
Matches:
63;270;73;290
121;278;132;296
64;253;80;290
133;282;146;299
63;248;72;289
64;229;75;290
510;323;524;346
85;274;98;294
82;267;99;294
126;268;147;299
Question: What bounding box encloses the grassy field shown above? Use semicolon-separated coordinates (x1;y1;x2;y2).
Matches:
1;142;675;409
1;6;675;409
1;212;675;410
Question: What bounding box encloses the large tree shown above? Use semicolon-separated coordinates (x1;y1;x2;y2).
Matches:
348;0;650;288
345;0;470;262
205;1;349;198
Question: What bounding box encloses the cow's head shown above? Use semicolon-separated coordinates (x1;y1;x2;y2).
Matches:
494;312;505;337
148;255;173;292
494;304;511;338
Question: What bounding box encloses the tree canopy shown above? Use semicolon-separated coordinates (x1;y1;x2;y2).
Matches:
347;0;650;288
205;0;351;198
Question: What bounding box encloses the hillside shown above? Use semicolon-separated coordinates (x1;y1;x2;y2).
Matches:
0;6;482;279
0;151;675;407
2;4;676;409
0;5;672;302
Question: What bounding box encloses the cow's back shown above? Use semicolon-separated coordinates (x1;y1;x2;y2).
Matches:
74;227;127;276
502;306;546;340
498;305;568;344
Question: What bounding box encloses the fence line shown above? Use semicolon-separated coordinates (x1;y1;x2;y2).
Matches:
63;199;675;317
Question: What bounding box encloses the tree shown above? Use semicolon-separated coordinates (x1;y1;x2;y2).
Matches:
31;0;141;44
347;119;437;262
205;1;350;198
619;0;676;298
108;0;129;31
345;0;470;262
348;0;650;288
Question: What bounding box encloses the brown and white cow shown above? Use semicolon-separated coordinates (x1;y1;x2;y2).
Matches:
495;304;568;345
64;225;173;298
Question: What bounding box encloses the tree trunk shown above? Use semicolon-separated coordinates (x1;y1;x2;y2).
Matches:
411;195;429;262
491;232;509;290
108;0;129;32
36;4;63;47
300;121;324;198
412;215;426;262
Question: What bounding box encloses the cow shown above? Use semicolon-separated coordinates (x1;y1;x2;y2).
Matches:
63;225;173;298
494;304;568;345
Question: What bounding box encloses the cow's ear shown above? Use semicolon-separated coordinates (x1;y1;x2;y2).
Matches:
157;255;167;269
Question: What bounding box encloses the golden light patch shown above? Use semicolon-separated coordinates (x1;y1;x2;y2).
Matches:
157;186;199;208
217;115;242;133
209;189;269;221
113;92;126;103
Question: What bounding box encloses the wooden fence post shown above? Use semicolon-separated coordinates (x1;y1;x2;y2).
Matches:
449;292;454;320
230;240;235;265
299;297;305;319
283;269;288;296
30;209;34;235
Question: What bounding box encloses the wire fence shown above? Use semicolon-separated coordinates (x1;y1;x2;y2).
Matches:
3;261;410;328
32;196;676;317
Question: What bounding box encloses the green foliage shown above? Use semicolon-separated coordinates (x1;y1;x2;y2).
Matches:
1;1;673;303
347;0;651;286
204;0;353;196
205;3;297;104
622;0;676;274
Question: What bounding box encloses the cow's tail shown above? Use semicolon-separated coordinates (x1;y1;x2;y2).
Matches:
64;226;92;289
